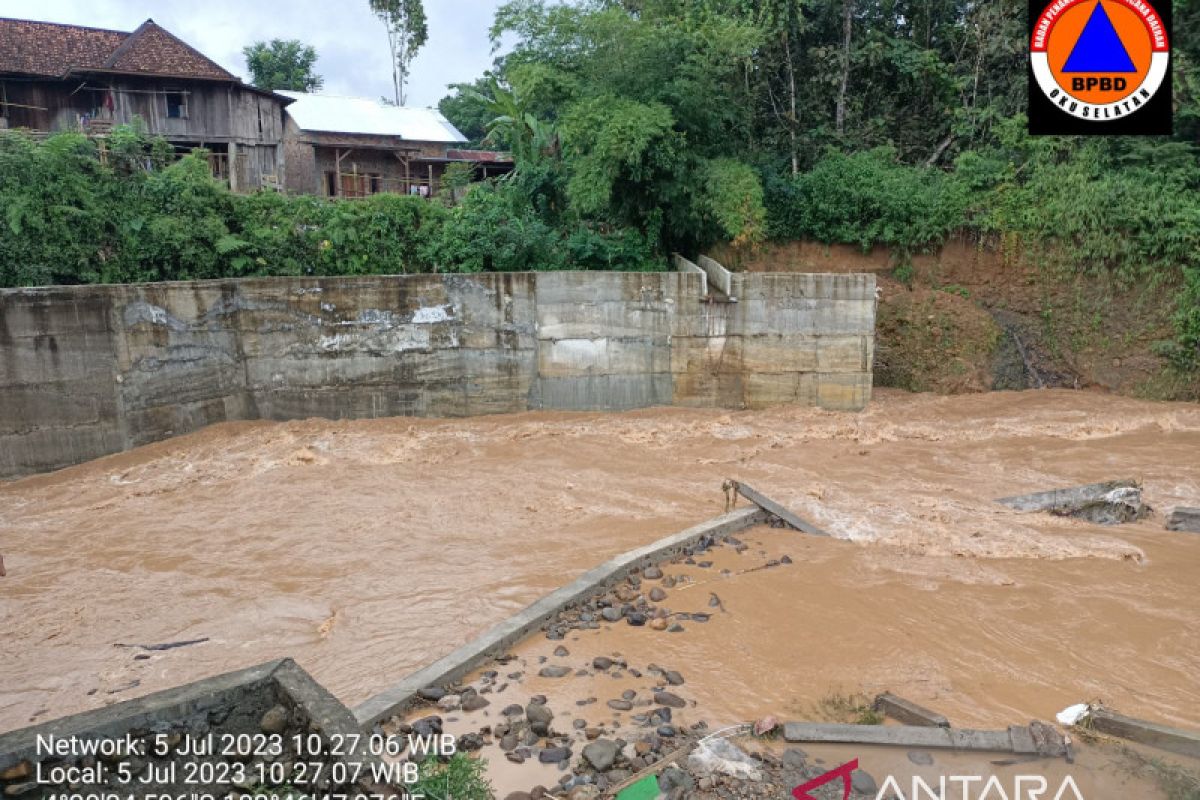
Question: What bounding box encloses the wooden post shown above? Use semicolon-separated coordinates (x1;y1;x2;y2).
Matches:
427;164;434;196
228;141;239;192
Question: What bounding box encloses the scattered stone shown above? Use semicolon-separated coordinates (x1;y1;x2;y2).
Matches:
649;587;667;602
461;694;490;712
593;656;613;670
782;748;807;770
539;746;572;764
649;618;668;631
502;704;524;717
582;738;620;771
643;566;664;580
554;645;570;657
259;705;289;734
607;699;633;711
668;623;685;633
657;725;677;737
852;769;878;795
539;665;572;678
601;608;623;623
654;691;687;709
526;703;554;730
418;686;446;702
626;612;648;626
437;694;462;712
664;670;684;686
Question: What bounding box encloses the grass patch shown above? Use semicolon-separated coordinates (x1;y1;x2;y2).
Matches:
812;691;884;725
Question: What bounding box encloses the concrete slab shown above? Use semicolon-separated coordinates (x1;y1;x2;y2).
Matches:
1166;507;1200;533
1088;708;1200;759
782;722;1038;754
873;693;950;727
731;480;831;537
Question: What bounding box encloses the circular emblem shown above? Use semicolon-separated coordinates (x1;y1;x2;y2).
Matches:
1031;0;1169;121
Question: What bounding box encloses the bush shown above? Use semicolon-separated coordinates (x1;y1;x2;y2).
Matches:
428;182;566;272
765;147;970;251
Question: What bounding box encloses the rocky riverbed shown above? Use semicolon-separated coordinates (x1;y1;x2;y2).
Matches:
383;529;1200;799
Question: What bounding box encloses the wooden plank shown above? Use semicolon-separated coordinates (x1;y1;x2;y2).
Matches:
873;693;950;728
1089;709;1200;759
732;480;830;537
782;722;1023;753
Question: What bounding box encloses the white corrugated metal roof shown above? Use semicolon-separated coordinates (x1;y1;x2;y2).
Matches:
279;91;466;142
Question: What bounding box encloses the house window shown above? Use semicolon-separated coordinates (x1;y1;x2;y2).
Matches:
165;91;187;119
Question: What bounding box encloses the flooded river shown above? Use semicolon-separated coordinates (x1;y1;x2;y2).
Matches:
1;388;1198;738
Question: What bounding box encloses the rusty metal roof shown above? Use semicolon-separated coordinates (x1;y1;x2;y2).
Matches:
0;17;235;81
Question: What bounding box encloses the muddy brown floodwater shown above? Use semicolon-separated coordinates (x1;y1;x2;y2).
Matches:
1;388;1199;744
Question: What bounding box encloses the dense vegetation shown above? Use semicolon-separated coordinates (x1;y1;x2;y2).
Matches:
1;0;1198;368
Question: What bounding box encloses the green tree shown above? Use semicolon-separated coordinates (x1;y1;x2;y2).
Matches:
369;0;429;105
242;39;324;92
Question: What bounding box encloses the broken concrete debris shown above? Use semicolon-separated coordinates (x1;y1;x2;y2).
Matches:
873;693;950;728
1084;707;1200;759
728;480;831;537
1166;507;1200;533
996;479;1150;524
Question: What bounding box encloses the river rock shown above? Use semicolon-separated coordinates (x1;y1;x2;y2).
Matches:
260;705;289;734
664;670;684;686
643;566;664;580
649;618;667;631
653;691;686;708
852;769;878;794
649;587;667;602
626;612;647;626
539;665;571;678
601;608;623;622
461;694;490;712
593;656;613;670
539;746;572;764
554;645;570;657
607;699;633;711
526;703;554;729
582;738;620;771
418;686;447;701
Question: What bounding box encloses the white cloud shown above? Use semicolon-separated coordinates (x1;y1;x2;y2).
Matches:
0;0;506;106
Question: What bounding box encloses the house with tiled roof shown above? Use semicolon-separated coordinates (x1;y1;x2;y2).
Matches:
0;16;292;191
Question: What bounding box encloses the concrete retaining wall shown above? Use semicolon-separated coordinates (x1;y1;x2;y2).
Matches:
0;659;383;798
1;271;876;478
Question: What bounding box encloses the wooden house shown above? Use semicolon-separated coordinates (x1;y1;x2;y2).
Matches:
279;91;512;198
0;16;291;191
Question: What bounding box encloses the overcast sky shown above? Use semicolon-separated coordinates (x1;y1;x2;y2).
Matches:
0;0;510;107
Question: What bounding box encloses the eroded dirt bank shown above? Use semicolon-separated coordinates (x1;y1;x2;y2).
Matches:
1;389;1199;739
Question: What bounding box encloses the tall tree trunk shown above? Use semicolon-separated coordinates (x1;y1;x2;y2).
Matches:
784;31;799;176
388;28;401;105
836;0;854;136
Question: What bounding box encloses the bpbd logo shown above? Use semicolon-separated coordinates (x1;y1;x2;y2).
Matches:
1029;0;1172;134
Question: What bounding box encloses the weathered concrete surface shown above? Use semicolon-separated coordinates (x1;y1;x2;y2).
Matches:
352;505;767;727
1;271;876;478
1166;507;1200;533
783;722;1050;755
996;479;1149;524
731;479;831;536
873;692;950;728
0;659;384;798
1088;707;1200;759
